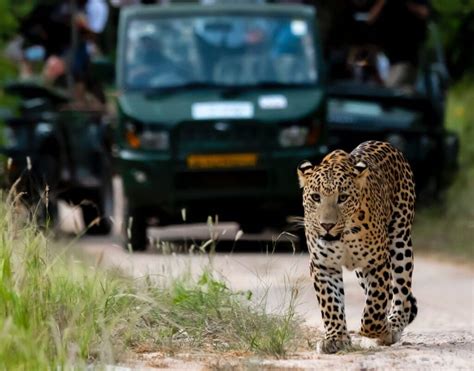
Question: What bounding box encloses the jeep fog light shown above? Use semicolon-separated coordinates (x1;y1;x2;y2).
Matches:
279;126;309;148
132;170;147;184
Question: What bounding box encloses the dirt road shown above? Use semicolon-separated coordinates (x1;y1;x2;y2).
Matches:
60;177;473;369
76;226;473;370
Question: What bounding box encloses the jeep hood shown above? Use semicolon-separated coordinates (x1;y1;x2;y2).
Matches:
118;87;324;125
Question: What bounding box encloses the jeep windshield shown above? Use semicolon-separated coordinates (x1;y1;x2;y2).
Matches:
124;14;318;90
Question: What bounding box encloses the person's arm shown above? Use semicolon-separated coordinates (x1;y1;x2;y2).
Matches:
367;0;386;24
406;1;430;20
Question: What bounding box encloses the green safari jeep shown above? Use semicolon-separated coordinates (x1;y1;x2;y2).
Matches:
114;4;327;250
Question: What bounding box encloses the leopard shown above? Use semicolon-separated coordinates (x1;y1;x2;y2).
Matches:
297;140;418;354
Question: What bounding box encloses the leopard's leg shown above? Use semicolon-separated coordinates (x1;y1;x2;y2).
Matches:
310;256;351;354
359;255;393;344
355;269;368;294
387;203;417;342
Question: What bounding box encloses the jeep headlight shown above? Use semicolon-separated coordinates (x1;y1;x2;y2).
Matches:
278;126;309;148
140;130;170;150
125;122;170;150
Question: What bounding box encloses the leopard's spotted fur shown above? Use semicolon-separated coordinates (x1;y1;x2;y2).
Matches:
298;141;417;354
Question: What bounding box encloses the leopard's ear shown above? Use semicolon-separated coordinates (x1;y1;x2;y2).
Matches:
354;161;367;174
297;160;314;188
354;161;369;187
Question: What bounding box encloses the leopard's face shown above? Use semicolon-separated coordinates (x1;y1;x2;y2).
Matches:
298;152;368;243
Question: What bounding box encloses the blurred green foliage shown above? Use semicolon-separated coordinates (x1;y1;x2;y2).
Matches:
0;1;34;41
433;0;474;18
0;0;36;79
415;78;474;259
432;0;474;77
0;0;37;110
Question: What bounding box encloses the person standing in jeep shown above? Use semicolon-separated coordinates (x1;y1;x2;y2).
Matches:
381;0;431;88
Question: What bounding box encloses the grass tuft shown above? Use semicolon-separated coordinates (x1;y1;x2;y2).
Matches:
114;269;302;358
0;193;303;368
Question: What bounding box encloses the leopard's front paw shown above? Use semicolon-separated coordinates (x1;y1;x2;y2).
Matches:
377;330;402;346
316;338;351;354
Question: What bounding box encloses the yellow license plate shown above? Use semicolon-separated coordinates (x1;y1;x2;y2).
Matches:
187;153;257;169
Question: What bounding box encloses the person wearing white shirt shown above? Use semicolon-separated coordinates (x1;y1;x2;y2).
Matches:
86;0;109;33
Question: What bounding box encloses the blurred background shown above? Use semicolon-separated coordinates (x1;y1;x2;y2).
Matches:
0;0;472;258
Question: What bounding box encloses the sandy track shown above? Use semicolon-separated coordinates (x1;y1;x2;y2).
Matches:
62;178;473;369
77;233;474;370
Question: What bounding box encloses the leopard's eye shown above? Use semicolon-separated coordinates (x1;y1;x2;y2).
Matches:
338;194;349;203
310;193;321;203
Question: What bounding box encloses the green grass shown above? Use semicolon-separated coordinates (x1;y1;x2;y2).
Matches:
414;77;474;259
0;194;304;369
126;270;301;357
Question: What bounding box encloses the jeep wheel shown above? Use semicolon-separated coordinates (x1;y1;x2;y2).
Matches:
81;178;113;235
36;153;60;231
124;209;148;252
37;197;59;232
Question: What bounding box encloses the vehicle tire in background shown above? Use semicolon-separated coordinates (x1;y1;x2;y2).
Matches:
36;197;59;232
81;177;113;235
124;209;148;252
35;153;60;230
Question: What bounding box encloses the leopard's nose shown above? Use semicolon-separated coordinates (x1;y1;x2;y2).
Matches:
321;223;336;232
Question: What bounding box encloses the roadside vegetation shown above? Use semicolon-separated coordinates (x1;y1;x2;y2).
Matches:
0;193;305;369
414;77;474;259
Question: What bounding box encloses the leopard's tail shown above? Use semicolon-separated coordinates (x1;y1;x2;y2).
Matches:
408;293;418;324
